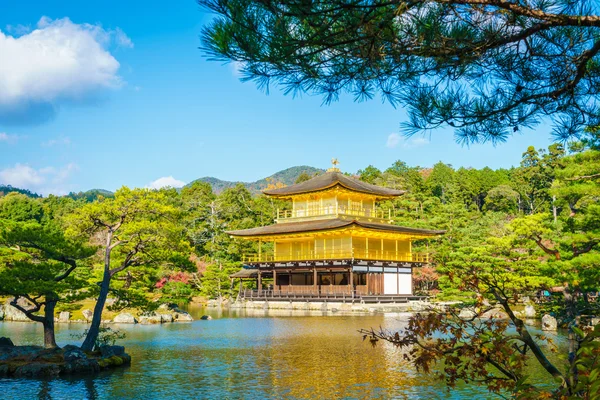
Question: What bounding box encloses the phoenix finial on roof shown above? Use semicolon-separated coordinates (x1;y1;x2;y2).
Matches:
328;158;340;172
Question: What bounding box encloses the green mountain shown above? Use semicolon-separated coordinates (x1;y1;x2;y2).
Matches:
191;165;325;194
67;189;115;202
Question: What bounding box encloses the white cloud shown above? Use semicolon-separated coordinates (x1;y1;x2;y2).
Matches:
385;133;430;149
147;176;186;190
41;136;71;147
113;27;134;48
386;133;401;148
0;162;79;195
0;17;132;124
0;164;45;188
0;132;20;144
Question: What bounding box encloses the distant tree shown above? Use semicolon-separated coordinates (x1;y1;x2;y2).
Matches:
513;146;551;214
67;189;114;202
200;0;600;143
0;192;44;222
357;165;382;184
483;185;520;214
426;162;455;203
294;172;311;184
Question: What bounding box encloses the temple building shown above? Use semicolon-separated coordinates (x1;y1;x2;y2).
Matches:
228;161;444;299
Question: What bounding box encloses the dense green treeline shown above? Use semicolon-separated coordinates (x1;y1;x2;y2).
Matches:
1;142;598;305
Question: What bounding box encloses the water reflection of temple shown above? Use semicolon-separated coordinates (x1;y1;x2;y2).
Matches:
229;162;444;301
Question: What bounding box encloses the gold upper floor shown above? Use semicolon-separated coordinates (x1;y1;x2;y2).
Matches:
276;186;394;224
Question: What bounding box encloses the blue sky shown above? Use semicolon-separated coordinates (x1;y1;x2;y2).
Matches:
0;0;555;195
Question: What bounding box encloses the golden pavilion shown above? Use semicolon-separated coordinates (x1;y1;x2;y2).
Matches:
228;162;444;299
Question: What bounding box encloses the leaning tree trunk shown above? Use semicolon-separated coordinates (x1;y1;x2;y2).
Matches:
81;268;111;351
81;231;114;352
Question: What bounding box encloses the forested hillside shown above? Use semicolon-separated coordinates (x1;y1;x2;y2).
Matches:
0;185;41;198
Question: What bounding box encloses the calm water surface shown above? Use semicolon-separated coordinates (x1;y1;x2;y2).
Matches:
0;307;564;400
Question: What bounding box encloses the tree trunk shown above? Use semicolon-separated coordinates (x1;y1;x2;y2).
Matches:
552;195;558;224
42;298;58;349
81;230;114;352
81;268;111;351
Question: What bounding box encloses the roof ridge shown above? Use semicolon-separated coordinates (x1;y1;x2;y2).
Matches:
262;170;405;198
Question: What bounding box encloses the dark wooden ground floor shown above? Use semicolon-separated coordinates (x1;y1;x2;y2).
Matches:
233;261;418;297
238;288;428;303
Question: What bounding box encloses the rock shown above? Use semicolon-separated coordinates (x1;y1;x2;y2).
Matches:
61;345;101;374
591;317;600;326
147;314;162;324
0;364;8;376
0;305;4;320
173;311;193;322
0;337;14;347
481;308;508;319
113;313;137;324
14;362;61;377
542;314;558;331
63;357;100;375
207;299;219;308
2;299;31;322
524;305;536;318
458;308;477;320
99;345;125;357
160;314;173;323
0;345;43;362
139;312;163;324
200;315;212;320
63;345;86;362
82;309;93;322
58;311;71;323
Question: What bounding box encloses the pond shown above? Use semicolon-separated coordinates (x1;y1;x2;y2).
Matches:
0;306;565;399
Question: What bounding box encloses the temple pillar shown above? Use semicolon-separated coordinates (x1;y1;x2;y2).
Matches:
349;268;354;298
258;271;262;294
273;269;277;293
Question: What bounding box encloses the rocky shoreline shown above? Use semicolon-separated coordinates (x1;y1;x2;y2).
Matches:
0;338;131;378
0;300;194;325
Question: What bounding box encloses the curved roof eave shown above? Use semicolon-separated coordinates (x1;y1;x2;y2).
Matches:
226;218;445;238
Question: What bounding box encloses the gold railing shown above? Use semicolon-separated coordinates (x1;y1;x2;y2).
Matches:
242;249;429;263
276;206;392;221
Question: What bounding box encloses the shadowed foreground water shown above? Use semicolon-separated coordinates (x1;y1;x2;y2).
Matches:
0;307;563;400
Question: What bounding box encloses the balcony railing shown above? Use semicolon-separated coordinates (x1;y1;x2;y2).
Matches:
242;249;430;263
276;206;393;221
